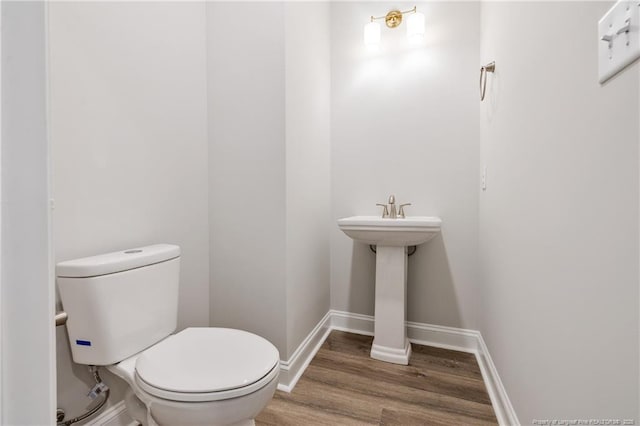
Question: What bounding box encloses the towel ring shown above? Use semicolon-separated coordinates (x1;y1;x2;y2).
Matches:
480;61;495;101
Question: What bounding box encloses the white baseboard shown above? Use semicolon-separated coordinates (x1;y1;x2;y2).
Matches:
281;309;519;426
475;332;520;426
330;310;375;335
86;400;136;426
406;320;480;353
277;310;332;392
330;309;479;353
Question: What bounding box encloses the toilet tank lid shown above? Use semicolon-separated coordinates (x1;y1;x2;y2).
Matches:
56;244;180;278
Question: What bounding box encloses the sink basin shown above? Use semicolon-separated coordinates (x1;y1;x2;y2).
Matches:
337;216;442;247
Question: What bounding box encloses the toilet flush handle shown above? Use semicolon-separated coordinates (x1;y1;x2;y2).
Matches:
56;311;68;326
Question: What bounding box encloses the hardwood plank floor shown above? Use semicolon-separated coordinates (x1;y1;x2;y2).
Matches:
256;331;498;426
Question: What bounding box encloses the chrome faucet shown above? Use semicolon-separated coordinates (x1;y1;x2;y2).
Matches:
376;195;411;219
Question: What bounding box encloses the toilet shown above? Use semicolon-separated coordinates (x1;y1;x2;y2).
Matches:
57;244;280;426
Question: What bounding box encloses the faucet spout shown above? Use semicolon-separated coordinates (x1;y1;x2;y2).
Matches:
388;195;397;219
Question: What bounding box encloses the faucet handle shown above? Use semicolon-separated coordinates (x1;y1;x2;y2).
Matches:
398;203;411;218
376;203;389;218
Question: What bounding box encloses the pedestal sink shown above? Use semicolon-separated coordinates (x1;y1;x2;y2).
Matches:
338;215;441;365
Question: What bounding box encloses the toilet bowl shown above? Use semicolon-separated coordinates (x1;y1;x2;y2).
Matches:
108;328;279;426
56;244;280;426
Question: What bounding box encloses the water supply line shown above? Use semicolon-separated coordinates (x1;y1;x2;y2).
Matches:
57;366;110;426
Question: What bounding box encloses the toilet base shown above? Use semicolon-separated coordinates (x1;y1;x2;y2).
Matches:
124;388;148;425
119;369;278;426
125;390;266;426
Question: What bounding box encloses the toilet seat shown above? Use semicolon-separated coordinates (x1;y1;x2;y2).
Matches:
134;327;280;402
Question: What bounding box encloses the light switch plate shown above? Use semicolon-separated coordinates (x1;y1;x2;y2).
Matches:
598;0;640;83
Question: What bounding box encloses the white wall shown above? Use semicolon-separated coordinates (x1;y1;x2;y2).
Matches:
330;2;481;329
285;2;331;358
208;2;331;360
1;2;55;424
207;2;288;355
479;2;639;422
49;1;209;418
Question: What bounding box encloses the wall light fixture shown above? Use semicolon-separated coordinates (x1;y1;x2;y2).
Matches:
364;6;425;47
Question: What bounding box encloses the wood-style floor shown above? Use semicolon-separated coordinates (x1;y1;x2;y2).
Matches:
256;331;497;426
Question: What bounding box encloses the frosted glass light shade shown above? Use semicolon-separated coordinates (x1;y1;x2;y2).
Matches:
406;11;425;43
364;22;381;47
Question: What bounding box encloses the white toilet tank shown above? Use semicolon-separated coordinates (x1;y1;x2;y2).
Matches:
57;244;181;366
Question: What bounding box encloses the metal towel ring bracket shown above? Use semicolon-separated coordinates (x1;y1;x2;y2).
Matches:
479;61;495;101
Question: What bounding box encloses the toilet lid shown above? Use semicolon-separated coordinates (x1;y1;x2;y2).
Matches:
135;327;280;395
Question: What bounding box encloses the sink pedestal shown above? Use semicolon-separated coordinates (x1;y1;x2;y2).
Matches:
371;246;411;365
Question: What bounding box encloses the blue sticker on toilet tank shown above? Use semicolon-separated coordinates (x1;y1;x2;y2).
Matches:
76;340;91;346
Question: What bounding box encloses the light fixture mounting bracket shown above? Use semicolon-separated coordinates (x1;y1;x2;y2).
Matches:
385;10;403;28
